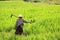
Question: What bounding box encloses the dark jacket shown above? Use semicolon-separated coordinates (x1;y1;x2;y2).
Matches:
15;18;29;29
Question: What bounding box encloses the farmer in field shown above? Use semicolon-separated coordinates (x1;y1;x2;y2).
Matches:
15;15;31;35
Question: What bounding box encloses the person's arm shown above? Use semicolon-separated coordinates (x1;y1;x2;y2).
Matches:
23;19;31;23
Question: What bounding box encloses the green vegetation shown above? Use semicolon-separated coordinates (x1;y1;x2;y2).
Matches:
0;0;60;5
0;1;60;40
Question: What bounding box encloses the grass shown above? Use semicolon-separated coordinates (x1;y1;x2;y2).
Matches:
0;1;60;40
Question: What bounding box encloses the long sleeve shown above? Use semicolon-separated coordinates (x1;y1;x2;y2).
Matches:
23;20;30;23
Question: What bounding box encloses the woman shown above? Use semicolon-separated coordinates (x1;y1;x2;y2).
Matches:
15;15;31;35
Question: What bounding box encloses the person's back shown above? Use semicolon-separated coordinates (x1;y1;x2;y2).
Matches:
15;18;24;28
